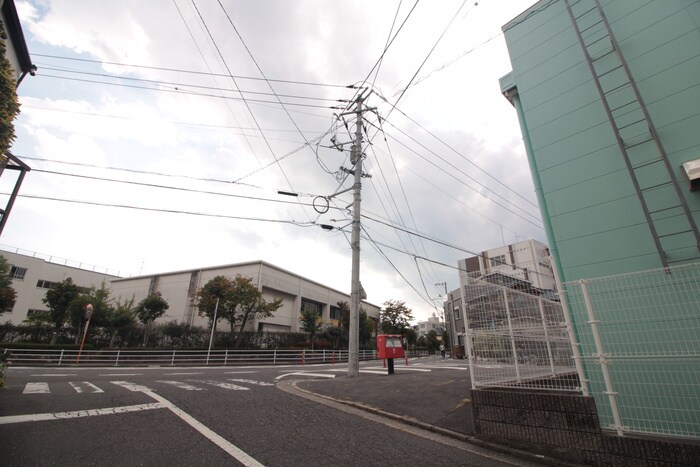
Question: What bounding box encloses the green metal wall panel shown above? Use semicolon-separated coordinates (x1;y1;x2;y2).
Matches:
502;1;700;437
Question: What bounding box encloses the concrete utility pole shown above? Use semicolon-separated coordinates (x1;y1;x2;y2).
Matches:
347;94;365;378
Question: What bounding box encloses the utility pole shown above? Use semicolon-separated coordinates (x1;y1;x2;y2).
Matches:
347;93;365;377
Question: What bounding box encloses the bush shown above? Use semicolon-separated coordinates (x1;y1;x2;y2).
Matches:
0;348;9;387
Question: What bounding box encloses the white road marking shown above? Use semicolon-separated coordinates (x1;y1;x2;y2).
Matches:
275;372;336;381
227;379;275;387
157;380;204;391
196;380;249;391
29;374;77;377
141;389;264;466
23;383;50;394
99;373;142;377
163;372;202;376
111;381;153;392
365;366;432;372
0;403;165;425
69;382;104;393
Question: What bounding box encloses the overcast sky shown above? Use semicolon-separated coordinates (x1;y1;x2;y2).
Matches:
3;0;545;323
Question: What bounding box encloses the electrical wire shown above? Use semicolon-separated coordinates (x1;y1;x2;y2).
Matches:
32;53;349;89
35;73;334;110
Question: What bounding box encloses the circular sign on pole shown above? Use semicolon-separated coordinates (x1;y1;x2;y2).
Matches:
85;303;94;320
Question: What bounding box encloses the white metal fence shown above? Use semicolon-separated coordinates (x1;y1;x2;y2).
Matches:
563;262;700;438
4;348;385;367
462;272;579;392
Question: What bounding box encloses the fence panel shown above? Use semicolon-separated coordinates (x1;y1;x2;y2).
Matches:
563;262;700;438
463;273;579;391
3;348;379;367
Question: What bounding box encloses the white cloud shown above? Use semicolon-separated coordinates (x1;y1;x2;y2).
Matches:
8;0;543;322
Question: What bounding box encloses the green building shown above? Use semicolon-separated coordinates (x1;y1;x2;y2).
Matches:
500;0;700;438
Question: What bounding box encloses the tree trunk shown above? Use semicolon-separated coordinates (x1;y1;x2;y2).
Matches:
235;313;251;349
142;323;149;346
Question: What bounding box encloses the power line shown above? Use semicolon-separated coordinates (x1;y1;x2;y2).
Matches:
36;73;335;110
30;168;341;210
32;52;350;89
36;65;345;104
11;193;322;227
372;120;543;228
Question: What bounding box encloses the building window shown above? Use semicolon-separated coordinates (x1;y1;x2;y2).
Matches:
27;308;48;317
10;266;27;280
330;306;341;321
490;255;506;267
36;279;57;289
453;307;461;320
300;298;322;317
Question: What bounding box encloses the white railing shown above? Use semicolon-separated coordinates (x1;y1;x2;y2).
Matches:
3;348;385;367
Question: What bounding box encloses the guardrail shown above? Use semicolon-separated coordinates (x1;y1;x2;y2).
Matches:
3;348;418;367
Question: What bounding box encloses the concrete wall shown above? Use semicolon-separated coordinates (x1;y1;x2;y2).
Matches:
472;388;700;466
2;250;118;324
110;261;380;332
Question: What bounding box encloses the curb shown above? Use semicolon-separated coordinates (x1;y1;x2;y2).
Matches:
287;379;583;467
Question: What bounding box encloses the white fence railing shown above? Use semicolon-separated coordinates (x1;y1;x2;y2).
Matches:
3;348;391;367
462;272;579;392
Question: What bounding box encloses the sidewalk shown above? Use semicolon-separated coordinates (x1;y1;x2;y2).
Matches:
297;359;474;436
294;357;585;466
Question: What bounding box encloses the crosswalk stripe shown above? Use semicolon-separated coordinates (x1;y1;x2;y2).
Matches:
157;380;204;391
111;381;152;392
69;382;105;393
0;403;166;425
197;380;249;391
23;383;50;394
227;379;274;387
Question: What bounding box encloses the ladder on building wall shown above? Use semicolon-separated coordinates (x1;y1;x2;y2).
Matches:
564;0;700;267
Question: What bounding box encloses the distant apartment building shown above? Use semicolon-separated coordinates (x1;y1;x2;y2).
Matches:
2;249;118;324
109;260;380;333
414;314;444;338
457;239;555;290
443;287;464;354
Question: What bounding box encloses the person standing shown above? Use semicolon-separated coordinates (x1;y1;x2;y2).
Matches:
439;343;446;359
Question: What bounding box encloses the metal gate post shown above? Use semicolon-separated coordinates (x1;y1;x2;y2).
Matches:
580;279;624;436
503;289;521;382
538;299;557;376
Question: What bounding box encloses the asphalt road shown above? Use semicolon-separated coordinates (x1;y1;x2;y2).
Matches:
1;360;541;466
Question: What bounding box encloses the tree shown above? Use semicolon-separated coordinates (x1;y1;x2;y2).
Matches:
104;297;136;347
0;255;16;314
359;310;375;347
67;282;113;343
136;293;169;346
42;277;80;343
337;300;350;335
0;20;21;156
299;306;322;349
197;274;282;348
403;328;418;348
426;329;440;352
196;275;232;334
380;300;414;335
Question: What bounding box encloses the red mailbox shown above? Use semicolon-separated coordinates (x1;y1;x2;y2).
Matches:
377;334;404;359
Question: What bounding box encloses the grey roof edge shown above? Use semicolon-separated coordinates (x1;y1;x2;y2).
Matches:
502;0;554;33
2;0;34;76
